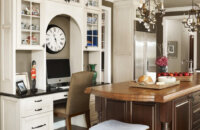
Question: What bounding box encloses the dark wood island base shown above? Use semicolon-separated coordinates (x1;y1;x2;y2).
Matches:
85;75;200;130
95;95;196;130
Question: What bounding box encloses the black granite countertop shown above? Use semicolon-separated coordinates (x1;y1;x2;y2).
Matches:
0;88;69;99
0;82;109;99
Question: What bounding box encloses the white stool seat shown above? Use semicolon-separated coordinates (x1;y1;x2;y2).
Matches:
89;120;149;130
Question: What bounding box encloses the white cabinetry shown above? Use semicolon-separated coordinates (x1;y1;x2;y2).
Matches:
1;95;53;130
0;0;105;129
18;0;43;50
0;0;104;95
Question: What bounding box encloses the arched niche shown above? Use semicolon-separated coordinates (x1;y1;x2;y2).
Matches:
43;1;84;73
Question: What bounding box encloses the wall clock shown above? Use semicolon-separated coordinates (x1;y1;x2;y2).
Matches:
46;25;66;54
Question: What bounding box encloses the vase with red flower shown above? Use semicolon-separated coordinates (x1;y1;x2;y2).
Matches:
155;56;168;73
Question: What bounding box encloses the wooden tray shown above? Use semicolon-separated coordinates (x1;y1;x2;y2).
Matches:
129;81;180;90
175;76;193;82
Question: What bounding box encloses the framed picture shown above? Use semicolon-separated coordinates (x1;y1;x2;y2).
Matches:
16;80;27;95
168;41;178;58
16;72;30;89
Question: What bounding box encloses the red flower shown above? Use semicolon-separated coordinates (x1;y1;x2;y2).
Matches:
155;56;168;67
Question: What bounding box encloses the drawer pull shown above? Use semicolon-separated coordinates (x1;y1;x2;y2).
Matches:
64;95;68;97
176;101;189;108
32;124;46;129
35;100;42;102
35;108;43;111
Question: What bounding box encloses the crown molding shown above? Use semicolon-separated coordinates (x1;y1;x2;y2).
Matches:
165;6;193;12
105;0;114;2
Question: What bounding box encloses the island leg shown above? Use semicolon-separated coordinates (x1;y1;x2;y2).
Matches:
160;102;172;130
161;122;170;130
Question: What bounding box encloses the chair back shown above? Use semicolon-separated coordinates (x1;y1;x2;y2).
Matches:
66;71;93;115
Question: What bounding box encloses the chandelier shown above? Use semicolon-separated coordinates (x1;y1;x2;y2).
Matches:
137;0;165;31
182;0;200;32
154;0;165;15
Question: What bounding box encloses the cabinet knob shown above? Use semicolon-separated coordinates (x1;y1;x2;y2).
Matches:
42;44;45;48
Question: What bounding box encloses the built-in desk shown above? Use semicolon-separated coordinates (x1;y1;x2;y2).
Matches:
0;89;68;130
0;82;107;130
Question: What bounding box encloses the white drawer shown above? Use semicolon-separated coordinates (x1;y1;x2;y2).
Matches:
21;104;53;118
21;112;53;130
20;95;53;117
52;92;68;101
20;95;53;109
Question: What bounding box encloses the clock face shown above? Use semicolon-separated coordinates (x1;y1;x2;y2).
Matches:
46;25;66;54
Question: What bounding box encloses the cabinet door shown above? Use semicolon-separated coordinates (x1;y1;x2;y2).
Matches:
85;10;101;51
174;97;191;130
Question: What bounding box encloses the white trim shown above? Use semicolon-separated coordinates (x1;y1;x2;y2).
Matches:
165;6;192;12
163;15;185;21
102;6;112;83
105;0;114;2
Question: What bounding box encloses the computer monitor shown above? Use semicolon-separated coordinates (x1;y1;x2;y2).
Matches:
47;59;71;85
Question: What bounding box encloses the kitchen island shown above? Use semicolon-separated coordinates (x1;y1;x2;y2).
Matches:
85;74;200;130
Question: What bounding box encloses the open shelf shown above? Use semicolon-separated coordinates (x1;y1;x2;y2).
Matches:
16;50;45;90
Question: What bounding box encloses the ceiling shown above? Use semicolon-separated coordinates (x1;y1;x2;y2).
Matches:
164;0;200;8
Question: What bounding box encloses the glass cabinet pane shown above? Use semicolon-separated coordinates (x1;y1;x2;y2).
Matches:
87;0;99;7
87;12;99;47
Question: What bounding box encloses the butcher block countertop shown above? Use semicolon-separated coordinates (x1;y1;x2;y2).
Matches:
85;74;200;103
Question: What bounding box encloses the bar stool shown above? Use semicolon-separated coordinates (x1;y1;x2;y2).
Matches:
90;120;149;130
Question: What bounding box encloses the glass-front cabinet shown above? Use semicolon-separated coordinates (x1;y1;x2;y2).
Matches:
86;0;102;10
85;10;101;51
17;0;43;50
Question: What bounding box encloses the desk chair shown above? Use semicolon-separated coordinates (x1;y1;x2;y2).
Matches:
54;71;94;130
89;120;149;130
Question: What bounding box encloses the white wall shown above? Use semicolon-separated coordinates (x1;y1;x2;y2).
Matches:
113;0;135;83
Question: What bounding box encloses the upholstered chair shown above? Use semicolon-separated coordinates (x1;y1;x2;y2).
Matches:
54;71;94;130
